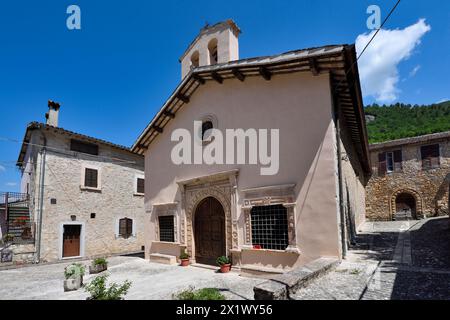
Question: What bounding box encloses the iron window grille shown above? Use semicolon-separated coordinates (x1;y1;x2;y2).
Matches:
251;204;289;250
159;216;175;243
84;168;98;188
119;218;133;239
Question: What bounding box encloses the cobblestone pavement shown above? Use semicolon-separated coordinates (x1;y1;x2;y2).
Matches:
293;217;450;300
0;256;263;300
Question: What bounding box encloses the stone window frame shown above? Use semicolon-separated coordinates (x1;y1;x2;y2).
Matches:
134;173;145;196
80;163;102;191
241;184;300;253
153;203;179;244
114;216;137;239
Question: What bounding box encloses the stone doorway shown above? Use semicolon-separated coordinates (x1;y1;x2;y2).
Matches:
62;224;81;258
194;197;226;265
394;193;417;220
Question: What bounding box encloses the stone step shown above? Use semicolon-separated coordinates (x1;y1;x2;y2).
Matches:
149;253;177;265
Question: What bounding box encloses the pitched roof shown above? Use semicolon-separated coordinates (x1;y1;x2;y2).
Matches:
132;43;371;174
16;122;138;167
369;131;450;151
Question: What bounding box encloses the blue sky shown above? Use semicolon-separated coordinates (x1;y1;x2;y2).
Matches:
0;0;449;191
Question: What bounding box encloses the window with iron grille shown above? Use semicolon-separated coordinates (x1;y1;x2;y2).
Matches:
84;168;98;188
70;139;99;155
421;144;440;170
119;218;133;239
137;178;145;194
159;216;175;242
251;205;289;250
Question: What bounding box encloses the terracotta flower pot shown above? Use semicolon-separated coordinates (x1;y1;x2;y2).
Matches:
220;264;231;273
180;259;190;267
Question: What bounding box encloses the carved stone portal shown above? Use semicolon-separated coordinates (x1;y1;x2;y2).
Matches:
178;170;238;261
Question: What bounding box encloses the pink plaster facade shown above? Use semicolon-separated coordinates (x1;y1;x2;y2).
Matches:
141;71;366;273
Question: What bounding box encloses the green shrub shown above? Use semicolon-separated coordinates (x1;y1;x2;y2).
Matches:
93;257;108;267
64;263;86;280
84;274;132;300
174;287;226;300
216;256;231;266
180;249;189;260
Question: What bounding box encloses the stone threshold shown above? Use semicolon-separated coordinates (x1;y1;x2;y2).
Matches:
254;257;340;300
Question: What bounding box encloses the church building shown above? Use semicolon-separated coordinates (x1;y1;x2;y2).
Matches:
133;20;371;276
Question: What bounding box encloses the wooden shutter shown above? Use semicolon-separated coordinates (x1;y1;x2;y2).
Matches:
119;219;127;238
421;144;440;169
85;168;98;188
393;150;403;172
137;178;145;194
126;219;133;238
378;152;387;176
119;218;132;239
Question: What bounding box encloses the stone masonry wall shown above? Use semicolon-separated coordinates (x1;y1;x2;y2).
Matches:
366;138;450;221
32;130;146;262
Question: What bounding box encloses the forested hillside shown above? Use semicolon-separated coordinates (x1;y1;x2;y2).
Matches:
365;101;450;143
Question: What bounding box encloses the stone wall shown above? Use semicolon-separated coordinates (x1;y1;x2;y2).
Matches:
366;138;450;221
30;130;146;262
339;117;368;230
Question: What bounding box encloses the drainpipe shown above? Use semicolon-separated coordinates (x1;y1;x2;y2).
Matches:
35;131;47;264
332;91;347;259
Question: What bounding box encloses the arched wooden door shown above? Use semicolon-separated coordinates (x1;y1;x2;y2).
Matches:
194;197;226;265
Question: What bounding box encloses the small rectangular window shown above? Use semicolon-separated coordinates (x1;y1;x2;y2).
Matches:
119;218;133;239
421;144;440;170
71;139;99;156
159;216;175;243
251;205;289;251
84;168;98;188
137;178;145;194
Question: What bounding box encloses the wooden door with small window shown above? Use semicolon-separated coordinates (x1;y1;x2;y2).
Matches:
63;225;81;258
194;197;226;265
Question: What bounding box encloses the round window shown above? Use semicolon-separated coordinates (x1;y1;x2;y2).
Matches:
202;120;214;140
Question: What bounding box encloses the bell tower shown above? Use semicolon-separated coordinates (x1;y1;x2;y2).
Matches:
180;20;241;79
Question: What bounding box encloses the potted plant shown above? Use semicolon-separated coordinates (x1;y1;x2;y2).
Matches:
179;250;190;267
64;263;85;292
84;274;132;300
2;233;14;244
89;257;108;274
216;256;232;273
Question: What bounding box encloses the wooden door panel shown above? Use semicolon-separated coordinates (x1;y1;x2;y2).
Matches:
194;197;225;265
63;225;81;258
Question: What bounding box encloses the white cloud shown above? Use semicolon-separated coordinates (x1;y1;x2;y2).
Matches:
0;165;5;172
356;19;431;103
436;98;449;104
409;65;421;77
5;182;17;187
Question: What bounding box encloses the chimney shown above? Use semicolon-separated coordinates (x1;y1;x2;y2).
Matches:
46;100;60;127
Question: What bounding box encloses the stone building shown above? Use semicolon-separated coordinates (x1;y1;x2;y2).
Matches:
366;131;450;221
6;102;146;263
132;20;371;276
